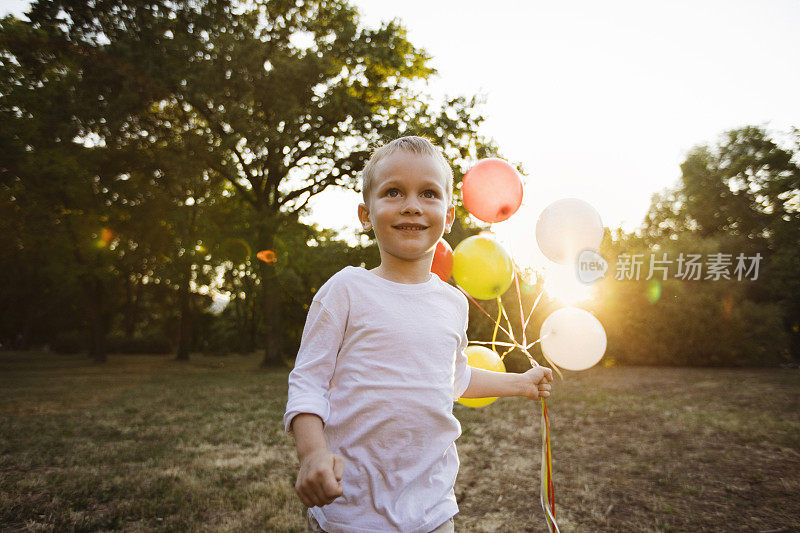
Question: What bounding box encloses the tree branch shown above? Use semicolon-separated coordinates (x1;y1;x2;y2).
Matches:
278;172;338;207
182;96;260;190
287;177;341;215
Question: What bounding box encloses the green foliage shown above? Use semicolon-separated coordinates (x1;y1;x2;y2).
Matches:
596;227;791;366
0;1;497;363
643;126;800;361
644;126;800;248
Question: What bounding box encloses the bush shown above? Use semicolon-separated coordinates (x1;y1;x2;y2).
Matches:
599;278;789;367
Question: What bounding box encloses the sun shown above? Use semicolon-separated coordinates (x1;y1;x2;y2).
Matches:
543;263;594;305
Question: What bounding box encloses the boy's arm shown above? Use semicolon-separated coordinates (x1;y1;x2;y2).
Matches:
291;413;329;461
292;413;344;508
284;298;347;507
283;300;343;436
460;366;553;399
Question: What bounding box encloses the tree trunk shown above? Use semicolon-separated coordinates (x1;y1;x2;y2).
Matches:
123;274;143;340
85;277;107;363
176;266;192;361
258;222;283;367
260;273;282;366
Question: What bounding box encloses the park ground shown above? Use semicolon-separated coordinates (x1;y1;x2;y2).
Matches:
0;352;798;532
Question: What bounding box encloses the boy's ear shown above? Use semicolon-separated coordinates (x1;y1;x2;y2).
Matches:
444;203;455;234
357;202;372;231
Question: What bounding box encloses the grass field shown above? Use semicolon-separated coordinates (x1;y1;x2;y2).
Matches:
1;352;798;532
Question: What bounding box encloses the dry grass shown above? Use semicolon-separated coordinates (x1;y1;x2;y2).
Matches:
1;353;798;532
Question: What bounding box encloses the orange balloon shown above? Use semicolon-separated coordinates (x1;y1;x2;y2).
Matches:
431;239;454;281
257;250;277;264
462;159;523;223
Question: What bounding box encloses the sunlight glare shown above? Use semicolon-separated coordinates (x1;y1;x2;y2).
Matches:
543;263;594;305
491;196;548;272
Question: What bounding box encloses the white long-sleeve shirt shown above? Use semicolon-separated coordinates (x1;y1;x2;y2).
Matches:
284;266;472;533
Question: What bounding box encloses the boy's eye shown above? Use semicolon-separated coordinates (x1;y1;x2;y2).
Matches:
422;190;439;199
386;188;400;197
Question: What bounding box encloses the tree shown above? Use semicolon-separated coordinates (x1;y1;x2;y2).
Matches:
644;126;800;248
0;15;126;361
1;3;232;360
642;126;800;359
3;1;499;364
165;1;498;365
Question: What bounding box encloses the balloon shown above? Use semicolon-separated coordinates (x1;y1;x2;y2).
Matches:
540;307;607;371
457;345;506;407
431;239;454;281
462;158;523;223
452;234;514;300
257;249;277;264
535;198;604;264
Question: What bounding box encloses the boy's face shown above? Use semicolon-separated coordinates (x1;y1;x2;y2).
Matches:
358;150;455;267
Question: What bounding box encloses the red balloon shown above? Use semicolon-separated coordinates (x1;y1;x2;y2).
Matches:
431;239;454;281
462;158;523;223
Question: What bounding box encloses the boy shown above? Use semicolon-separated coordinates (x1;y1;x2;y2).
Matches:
284;136;553;532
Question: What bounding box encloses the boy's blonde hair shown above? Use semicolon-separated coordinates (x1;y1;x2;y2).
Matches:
360;136;454;206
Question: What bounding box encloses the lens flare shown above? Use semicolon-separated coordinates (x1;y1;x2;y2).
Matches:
95;228;114;248
223;238;252;262
646;279;661;303
723;293;734;317
257;249;277;264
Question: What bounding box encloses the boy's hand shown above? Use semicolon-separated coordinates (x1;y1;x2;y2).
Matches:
295;449;345;508
519;366;553;400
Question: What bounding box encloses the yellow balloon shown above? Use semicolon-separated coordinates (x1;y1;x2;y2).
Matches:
452;234;514;300
457;345;506;408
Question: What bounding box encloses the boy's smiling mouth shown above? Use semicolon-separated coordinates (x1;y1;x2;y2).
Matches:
393;223;428;231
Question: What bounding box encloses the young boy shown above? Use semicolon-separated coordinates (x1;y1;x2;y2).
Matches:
284;136;553;533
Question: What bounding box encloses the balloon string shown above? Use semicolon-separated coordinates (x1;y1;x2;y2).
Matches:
456;284;564;379
469;340;518;348
501;344;516;359
492;298;502;354
541;399;559;532
526;334;565;380
455;282;560;531
512;269;528;348
498;300;516;345
456;286;518;344
524;286;546;332
545;401;556;520
509;269;564;380
512;270;558;531
526;334;546;350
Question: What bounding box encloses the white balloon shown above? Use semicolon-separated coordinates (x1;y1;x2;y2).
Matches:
540;307;607;371
535;198;604;264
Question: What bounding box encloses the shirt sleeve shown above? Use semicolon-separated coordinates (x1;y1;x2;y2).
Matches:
283;299;345;436
453;300;472;401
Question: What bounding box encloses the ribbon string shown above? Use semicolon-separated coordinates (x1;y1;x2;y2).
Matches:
454;271;561;532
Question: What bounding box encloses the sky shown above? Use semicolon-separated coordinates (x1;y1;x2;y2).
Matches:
3;0;799;243
324;0;800;242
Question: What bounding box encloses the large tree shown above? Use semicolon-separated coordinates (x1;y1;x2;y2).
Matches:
3;1;498;364
644;126;799;247
158;1;497;365
642;126;800;358
1;4;228;360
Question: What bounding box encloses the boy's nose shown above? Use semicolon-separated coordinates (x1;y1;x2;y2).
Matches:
401;197;422;215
